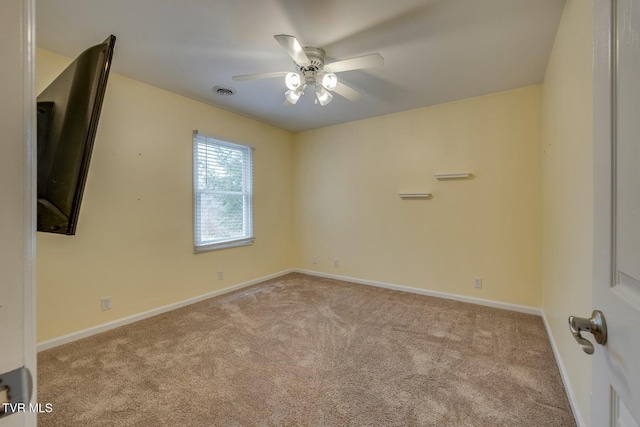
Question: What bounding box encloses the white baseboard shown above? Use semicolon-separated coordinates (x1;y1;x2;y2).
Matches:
541;311;586;427
39;267;581;425
293;269;542;316
38;268;542;351
37;268;295;352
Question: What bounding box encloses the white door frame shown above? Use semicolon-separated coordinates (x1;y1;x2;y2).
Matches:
0;0;37;425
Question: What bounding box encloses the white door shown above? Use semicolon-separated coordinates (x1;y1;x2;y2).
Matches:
0;0;36;426
592;0;640;426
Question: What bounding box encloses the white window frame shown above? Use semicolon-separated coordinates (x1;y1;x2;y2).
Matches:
193;130;254;252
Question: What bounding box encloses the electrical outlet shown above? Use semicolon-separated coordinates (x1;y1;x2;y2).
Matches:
333;259;339;268
312;257;318;265
474;278;482;289
218;271;224;281
101;296;111;311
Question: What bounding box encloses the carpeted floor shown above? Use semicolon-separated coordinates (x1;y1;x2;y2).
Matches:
38;273;575;426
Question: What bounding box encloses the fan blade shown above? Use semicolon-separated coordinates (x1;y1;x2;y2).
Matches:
232;71;288;81
332;81;361;101
274;34;311;66
325;53;384;73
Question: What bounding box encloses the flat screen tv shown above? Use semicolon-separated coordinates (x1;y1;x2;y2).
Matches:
37;35;116;235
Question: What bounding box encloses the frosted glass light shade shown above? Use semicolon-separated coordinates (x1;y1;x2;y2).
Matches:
285;72;301;90
285;88;302;104
321;73;337;90
316;87;333;106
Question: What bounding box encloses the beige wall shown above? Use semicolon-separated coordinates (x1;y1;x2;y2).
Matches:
292;86;542;308
541;0;593;425
36;49;294;342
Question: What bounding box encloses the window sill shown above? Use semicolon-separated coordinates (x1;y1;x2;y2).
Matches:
194;237;254;253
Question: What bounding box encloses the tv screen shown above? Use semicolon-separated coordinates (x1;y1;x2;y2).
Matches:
37;35;116;235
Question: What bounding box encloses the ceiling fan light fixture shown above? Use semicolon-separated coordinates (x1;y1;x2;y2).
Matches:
233;34;379;108
316;86;333;106
285;72;301;90
321;73;337;90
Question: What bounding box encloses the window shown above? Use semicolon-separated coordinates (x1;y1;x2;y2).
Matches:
193;131;254;252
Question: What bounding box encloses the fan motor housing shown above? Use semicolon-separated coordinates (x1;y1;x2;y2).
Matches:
297;47;325;70
297;47;326;85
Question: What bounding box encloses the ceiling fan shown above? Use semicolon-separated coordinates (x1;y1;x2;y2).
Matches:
232;34;384;106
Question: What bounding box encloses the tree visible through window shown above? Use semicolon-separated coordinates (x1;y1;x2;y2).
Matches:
193;131;254;251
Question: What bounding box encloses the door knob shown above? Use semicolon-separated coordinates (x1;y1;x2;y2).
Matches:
568;310;607;355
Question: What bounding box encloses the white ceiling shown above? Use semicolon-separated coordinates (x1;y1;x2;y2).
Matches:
36;0;566;133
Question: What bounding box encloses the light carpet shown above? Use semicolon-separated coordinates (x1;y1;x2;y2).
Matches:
38;273;575;426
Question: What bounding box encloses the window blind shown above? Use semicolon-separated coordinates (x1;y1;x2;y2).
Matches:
193;132;254;252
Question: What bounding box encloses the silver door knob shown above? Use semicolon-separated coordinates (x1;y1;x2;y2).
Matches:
568;310;607;355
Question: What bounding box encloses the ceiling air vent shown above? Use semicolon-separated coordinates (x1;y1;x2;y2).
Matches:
213;86;235;96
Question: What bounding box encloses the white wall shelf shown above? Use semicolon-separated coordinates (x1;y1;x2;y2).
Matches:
398;193;431;199
434;173;471;179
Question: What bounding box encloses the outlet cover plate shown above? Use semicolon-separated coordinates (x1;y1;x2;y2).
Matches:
101;296;111;311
